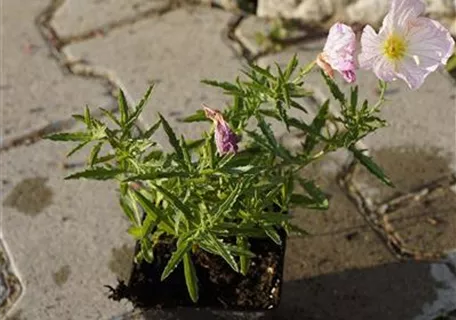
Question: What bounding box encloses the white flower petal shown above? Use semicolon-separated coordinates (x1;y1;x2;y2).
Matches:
382;0;426;33
358;25;383;70
395;57;429;89
324;23;356;52
406;17;455;67
373;56;397;82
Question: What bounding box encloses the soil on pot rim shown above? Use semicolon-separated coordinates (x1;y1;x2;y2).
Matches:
108;231;286;311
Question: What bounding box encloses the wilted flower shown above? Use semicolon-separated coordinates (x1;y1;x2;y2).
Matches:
358;0;455;89
316;22;357;83
203;106;238;155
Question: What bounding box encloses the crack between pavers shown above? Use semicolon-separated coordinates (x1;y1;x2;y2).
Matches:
2;0;255;153
54;1;175;47
338;159;455;263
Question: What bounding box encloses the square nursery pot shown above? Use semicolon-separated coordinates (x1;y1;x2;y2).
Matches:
108;229;287;314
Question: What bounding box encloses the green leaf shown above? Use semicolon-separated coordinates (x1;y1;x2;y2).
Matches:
211;181;245;222
264;226;282;245
159;113;184;160
186;138;205;150
125;171;189;181
350;146;394;187
237;237;250;276
127;226;143;239
286;223;310;236
161;239;192;281
256;116;292;160
150;183;193;219
143;118;161;139
99;107;121;127
297;179;329;210
446;53;456;72
321;71;345;104
207;233;239;272
45;132;90;142
284;54;298;80
249;64;275;80
84;106;93;129
290;193;326;210
302;100;329;153
118;89;129;125
124;85;154;131
261;212;290;224
201;80;243;95
88;142;103;167
64;167;123;180
180;110;210;123
350;86;358;114
183;253;199;302
290;100;308;114
130;189;174;234
180;136;193;171
66;141;90;157
140;238;154;263
299;60;316;77
120;195;139;225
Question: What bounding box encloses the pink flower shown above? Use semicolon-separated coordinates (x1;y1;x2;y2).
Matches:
317;23;357;83
358;0;455;90
203;106;238;155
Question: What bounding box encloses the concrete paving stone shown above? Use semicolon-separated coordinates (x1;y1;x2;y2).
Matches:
2;0;114;141
62;7;247;149
256;0;456;36
380;186;456;255
1;138;136;319
51;0;171;39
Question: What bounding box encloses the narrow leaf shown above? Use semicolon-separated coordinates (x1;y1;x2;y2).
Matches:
207;233;239;272
143;118;161;139
161;239;192;281
45;132;90;142
180;110;210;123
64;167;122;180
183;253;199;302
264;226;282;245
99;107;121;126
118;89;129;125
159;113;184;160
150;183;193;219
88;142;103;167
237;237;250;276
350;146;394;187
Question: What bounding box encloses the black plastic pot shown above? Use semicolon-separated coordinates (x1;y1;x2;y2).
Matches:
108;230;287;312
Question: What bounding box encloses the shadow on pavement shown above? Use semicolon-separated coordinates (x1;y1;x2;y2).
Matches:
273;261;437;320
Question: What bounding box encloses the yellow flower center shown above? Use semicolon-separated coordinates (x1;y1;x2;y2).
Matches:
383;34;407;61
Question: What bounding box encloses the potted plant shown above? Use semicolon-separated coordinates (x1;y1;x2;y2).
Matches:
46;0;454;312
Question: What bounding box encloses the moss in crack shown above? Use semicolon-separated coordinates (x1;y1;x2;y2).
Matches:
3;177;53;216
52;265;71;287
108;244;135;282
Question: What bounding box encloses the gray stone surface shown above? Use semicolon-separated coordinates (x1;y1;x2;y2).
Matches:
62;7;244;147
51;0;171;39
257;0;456;36
3;0;456;319
1;139;134;319
1;0;113;141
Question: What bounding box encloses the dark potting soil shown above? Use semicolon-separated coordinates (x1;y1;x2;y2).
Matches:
108;231;286;311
